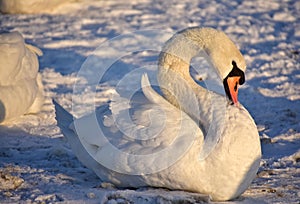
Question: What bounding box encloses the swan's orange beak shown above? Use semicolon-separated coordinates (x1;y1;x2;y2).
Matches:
227;76;240;105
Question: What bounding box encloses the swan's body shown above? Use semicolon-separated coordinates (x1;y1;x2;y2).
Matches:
0;31;44;123
55;27;261;201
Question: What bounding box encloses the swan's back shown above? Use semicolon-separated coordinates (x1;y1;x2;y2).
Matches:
69;74;203;175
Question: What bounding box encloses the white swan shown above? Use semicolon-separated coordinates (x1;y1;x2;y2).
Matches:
54;27;261;201
0;0;73;14
0;31;44;123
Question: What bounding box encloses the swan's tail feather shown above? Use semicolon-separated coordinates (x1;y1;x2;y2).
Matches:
25;43;43;56
53;100;100;171
53;100;74;137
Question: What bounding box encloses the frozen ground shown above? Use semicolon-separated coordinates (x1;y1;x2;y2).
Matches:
0;0;299;203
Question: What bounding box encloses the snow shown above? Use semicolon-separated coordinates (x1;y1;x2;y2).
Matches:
0;0;299;203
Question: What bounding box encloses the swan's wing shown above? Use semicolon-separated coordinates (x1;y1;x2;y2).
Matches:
66;74;202;175
140;73;172;107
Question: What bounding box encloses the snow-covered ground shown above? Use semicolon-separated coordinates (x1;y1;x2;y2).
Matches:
0;0;299;203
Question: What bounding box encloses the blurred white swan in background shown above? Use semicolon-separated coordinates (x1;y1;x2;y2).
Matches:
0;0;73;14
55;27;261;201
0;31;44;123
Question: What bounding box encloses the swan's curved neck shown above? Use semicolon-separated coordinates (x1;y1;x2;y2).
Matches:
157;28;223;132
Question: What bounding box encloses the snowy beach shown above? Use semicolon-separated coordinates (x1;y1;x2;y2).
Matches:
0;0;299;203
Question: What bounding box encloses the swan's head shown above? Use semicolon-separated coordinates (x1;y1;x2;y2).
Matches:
203;29;246;105
222;60;245;105
159;27;247;105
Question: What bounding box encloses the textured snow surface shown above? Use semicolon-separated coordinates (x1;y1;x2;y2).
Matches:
0;0;299;203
